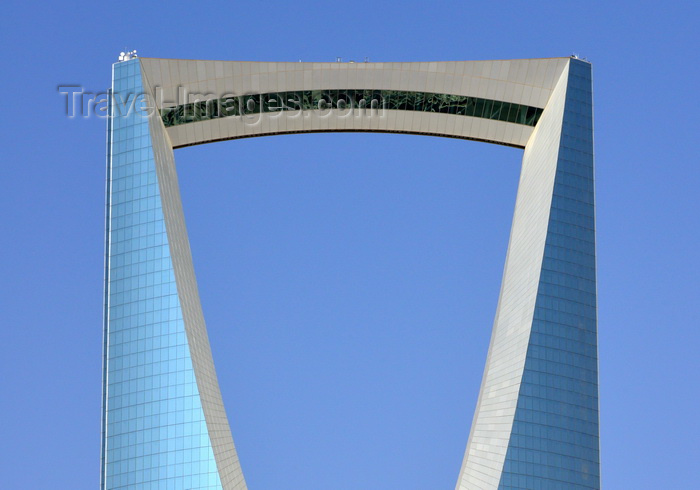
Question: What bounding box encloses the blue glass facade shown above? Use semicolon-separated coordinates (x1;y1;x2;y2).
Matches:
102;59;222;490
498;60;599;489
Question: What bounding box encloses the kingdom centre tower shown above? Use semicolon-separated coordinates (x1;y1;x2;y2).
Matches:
102;54;600;489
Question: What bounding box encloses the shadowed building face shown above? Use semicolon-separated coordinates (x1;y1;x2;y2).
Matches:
102;56;598;490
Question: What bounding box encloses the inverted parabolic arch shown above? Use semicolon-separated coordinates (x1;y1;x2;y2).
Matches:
102;56;599;490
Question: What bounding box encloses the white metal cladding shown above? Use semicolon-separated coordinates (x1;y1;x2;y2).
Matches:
455;63;572;489
135;57;583;489
140;58;568;149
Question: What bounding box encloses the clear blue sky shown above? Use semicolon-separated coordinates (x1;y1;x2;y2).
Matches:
1;1;698;488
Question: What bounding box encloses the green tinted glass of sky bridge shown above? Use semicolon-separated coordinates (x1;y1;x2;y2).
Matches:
160;89;543;129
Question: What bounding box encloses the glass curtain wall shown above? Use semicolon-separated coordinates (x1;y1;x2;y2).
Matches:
102;58;223;490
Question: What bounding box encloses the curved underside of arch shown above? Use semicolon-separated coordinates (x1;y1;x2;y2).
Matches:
102;57;599;490
170;128;529;150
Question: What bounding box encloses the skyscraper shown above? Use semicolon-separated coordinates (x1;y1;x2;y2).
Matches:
102;56;599;489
